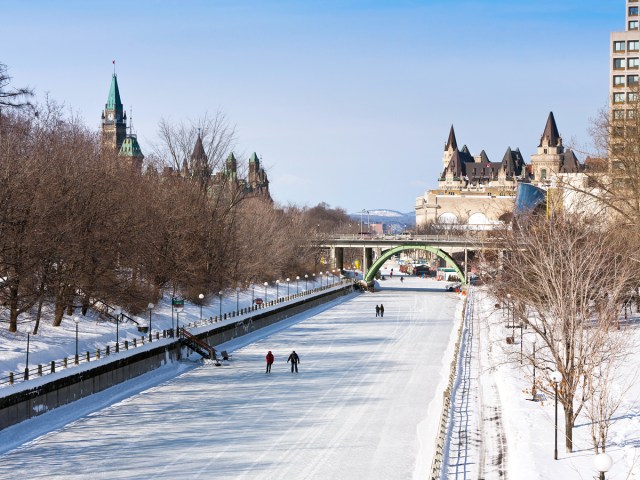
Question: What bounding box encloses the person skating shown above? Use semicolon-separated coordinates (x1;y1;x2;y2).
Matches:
380;304;385;317
266;351;274;373
375;304;380;317
287;350;300;373
400;276;404;283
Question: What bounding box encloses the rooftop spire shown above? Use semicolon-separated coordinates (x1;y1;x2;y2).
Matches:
190;132;207;161
539;111;561;147
446;125;458;151
106;73;123;113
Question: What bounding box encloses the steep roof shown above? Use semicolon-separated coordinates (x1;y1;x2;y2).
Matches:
249;152;260;166
445;125;458;151
500;147;526;177
539;111;561;147
118;135;143;158
560;150;583;173
106;74;123;113
190;134;207;161
225;152;237;175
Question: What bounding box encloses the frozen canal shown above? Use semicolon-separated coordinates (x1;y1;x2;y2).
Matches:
0;277;462;479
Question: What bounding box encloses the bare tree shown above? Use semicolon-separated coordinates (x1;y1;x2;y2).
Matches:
0;62;33;110
489;211;637;453
152;111;236;189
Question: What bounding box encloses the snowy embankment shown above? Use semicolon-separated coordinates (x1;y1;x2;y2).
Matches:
463;287;640;480
0;274;464;480
0;277;344;395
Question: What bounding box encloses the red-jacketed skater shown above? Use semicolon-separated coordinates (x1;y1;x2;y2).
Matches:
266;351;274;373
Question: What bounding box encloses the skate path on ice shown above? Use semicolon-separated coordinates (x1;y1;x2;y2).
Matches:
0;277;461;480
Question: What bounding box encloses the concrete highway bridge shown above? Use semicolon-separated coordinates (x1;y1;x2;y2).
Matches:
319;233;495;285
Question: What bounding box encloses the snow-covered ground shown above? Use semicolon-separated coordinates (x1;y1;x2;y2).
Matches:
0;273;464;479
446;288;640;480
0;275;342;386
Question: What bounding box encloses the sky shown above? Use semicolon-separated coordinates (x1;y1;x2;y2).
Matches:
0;0;621;213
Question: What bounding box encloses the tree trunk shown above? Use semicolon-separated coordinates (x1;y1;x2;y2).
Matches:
53;289;66;327
8;284;19;332
565;403;574;453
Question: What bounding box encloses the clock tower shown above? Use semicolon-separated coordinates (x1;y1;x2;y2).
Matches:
101;73;127;151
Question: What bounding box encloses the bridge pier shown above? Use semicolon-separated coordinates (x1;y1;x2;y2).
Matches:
363;247;373;278
332;247;344;272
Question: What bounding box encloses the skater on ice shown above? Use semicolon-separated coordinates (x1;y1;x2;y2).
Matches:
287;350;300;373
375;305;380;317
380;304;385;317
266;351;274;373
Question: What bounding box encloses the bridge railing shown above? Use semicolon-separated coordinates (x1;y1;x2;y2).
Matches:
324;233;491;243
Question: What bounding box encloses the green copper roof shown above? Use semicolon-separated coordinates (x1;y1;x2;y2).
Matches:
119;135;143;158
106;74;123;112
249;152;259;165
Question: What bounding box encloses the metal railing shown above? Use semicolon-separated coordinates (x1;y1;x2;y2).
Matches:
0;279;351;389
429;289;471;479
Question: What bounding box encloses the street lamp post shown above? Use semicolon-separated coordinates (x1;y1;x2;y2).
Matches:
319;271;323;288
520;321;524;364
148;303;154;342
360;209;365;238
531;336;537;400
251;284;255;305
198;293;204;321
275;280;280;301
236;286;241;312
219;291;223;318
25;333;30;379
506;293;511;327
551;370;563;460
594;452;613;480
296;276;300;293
114;308;121;352
264;282;268;303
286;278;290;296
74;316;80;365
305;274;308;290
176;310;181;336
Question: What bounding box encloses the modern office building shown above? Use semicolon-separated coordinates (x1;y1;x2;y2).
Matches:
610;2;640;121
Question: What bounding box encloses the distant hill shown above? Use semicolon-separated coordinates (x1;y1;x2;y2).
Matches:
348;209;415;231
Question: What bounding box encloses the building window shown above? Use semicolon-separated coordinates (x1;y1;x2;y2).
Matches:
614;40;626;52
630;20;639;30
612;161;625;170
613;126;625;137
614;92;625;103
629;75;639;86
541;169;547;180
630;6;639;16
628;109;637;119
614;58;627;69
614;109;625;120
629;92;638;102
630;40;640;51
629;57;640;69
614;75;626;86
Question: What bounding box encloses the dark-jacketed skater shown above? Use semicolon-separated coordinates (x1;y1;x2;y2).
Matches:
287;350;300;373
375;304;380;317
266;351;274;373
380;304;385;317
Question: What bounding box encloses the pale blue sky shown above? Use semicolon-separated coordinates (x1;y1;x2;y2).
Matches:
1;0;620;212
